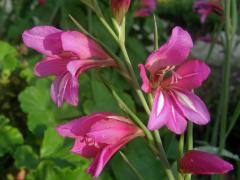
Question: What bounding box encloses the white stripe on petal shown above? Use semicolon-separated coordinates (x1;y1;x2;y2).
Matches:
176;91;197;112
157;92;164;116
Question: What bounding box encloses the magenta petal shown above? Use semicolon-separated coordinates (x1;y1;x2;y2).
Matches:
67;59;115;77
87;119;138;144
138;64;152;93
64;77;79;106
22;26;62;56
87;136;135;178
70;138;101;158
173;90;210;125
34;57;70;77
146;26;193;74
147;89;170;130
51;73;78;107
164;60;211;90
61;31;109;59
166;93;187;134
180;150;234;174
56;113;114;137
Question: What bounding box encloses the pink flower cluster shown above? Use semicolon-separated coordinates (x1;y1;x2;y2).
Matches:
56;113;143;177
139;26;210;134
23;26;116;107
22;0;233;178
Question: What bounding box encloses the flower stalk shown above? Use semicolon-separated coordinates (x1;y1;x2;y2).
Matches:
119;151;145;180
219;0;237;153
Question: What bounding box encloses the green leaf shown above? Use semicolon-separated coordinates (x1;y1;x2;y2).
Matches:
27;160;93;180
19;79;55;136
0;125;24;157
0;41;18;73
195;145;240;161
83;80;122;114
19;79;81;136
111;138;164;180
40;128;90;167
0;115;10;127
13;145;39;169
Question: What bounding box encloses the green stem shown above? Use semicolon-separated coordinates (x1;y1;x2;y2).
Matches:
93;1;150;115
178;134;185;180
151;14;175;180
219;0;233;153
119;151;145;180
153;14;158;50
153;131;175;180
111;88;153;142
187;123;193;150
224;101;240;140
119;42;151;115
186;123;193;180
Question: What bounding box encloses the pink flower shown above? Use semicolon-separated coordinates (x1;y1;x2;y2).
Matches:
22;26;116;107
56;112;143;177
111;0;131;24
193;0;223;23
134;0;157;17
180;150;234;174
139;26;211;134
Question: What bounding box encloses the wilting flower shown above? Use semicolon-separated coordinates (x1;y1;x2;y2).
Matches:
111;0;131;24
193;0;223;23
139;26;211;134
180;150;234;174
56;112;143;177
22;26;116;107
38;0;45;6
134;0;157;17
199;34;221;44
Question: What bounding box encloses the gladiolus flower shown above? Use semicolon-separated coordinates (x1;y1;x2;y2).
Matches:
134;0;157;17
111;0;131;24
180;150;234;174
193;0;223;23
139;26;211;134
22;26;116;107
56;112;144;177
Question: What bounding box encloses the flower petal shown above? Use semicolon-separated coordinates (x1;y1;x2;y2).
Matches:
50;73;78;107
70;138;102;158
147;89;170;130
165;92;187;134
165;106;187;135
163;60;211;90
173;90;210;125
64;76;79;106
67;59;116;77
180;150;234;174
55;112;114;137
61;31;110;59
146;26;193;74
22;26;62;56
87;135;137;178
138;64;152;93
34;57;70;77
87;119;139;144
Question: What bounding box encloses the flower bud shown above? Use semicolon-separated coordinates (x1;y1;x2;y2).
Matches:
111;0;131;25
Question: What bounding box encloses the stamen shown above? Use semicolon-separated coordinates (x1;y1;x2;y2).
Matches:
80;136;101;148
